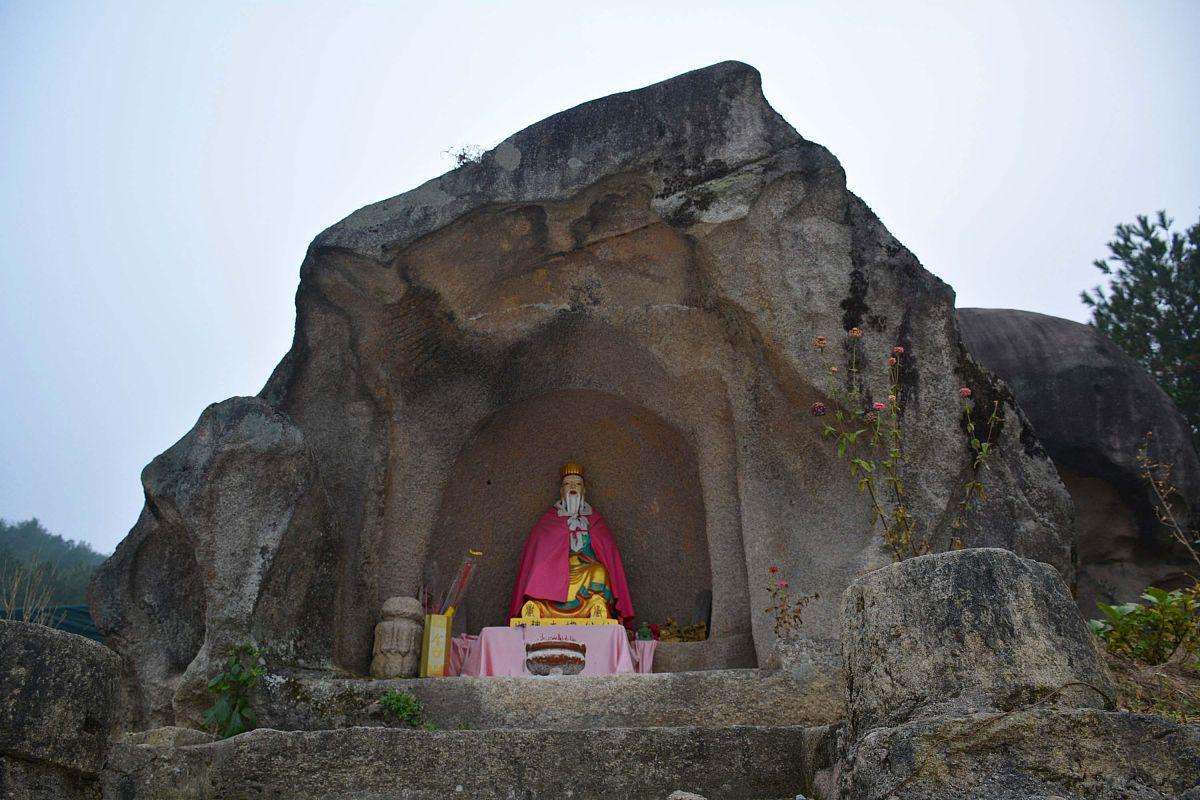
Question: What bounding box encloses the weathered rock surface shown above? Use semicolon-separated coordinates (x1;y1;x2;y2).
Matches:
0;621;123;773
834;549;1200;800
101;725;826;800
253;667;842;731
87;397;340;726
0;621;123;800
841;548;1114;735
0;759;100;800
93;62;1073;722
840;708;1200;799
959;308;1200;609
118;726;215;748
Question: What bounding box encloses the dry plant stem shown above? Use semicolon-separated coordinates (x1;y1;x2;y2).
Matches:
1139;434;1200;571
765;569;813;638
0;558;65;627
862;478;902;561
953;399;1002;529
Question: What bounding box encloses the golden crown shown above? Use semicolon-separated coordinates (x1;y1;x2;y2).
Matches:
560;463;585;480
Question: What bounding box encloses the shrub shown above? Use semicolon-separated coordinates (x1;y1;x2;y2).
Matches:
1089;586;1200;666
764;567;815;638
379;689;434;729
1089;437;1200;721
203;644;265;738
442;145;483;167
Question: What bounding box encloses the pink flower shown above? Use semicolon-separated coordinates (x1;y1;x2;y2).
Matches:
893;346;905;354
959;387;972;397
872;402;887;411
887;394;897;403
810;402;828;417
830;366;839;374
776;580;789;589
768;566;779;574
887;357;897;366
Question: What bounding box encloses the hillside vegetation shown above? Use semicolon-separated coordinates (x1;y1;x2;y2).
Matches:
0;518;107;606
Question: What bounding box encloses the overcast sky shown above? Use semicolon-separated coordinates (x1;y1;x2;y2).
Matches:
2;1;1198;554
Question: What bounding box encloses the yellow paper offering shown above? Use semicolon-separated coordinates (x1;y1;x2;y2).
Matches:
420;613;452;677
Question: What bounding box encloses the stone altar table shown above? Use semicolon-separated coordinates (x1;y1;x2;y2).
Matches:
449;626;656;677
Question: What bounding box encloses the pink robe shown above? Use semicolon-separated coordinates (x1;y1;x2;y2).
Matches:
508;507;635;626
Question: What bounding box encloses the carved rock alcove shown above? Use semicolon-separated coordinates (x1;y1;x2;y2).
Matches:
424;389;711;636
92;63;1078;721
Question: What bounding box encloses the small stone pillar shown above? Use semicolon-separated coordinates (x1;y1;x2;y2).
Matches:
841;548;1114;735
371;597;424;679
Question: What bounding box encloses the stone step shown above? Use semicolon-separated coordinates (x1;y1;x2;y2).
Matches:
103;724;839;800
256;667;843;731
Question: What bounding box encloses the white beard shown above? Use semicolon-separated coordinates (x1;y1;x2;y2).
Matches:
564;492;582;516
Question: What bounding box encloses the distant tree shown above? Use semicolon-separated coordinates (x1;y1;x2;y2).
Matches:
0;518;106;606
1082;211;1200;451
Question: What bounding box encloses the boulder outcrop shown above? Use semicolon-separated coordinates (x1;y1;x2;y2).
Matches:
0;621;124;799
958;308;1200;609
88;397;339;726
841;707;1200;799
92;62;1073;722
842;548;1114;735
837;549;1199;799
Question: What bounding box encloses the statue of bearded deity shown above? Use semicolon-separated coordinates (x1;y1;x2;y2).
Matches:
508;464;635;626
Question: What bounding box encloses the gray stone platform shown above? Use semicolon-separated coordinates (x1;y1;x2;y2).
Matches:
253;667;843;732
103;724;838;800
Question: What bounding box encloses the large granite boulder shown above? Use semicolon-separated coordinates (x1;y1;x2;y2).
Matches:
841;548;1113;736
0;621;123;799
841;707;1200;799
92;62;1073;719
88;397;340;726
958;308;1200;609
837;549;1200;799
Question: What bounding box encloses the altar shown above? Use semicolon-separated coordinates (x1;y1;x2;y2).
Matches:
416;463;660;678
449;625;656;677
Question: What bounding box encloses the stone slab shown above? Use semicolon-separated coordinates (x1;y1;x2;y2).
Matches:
255;667;842;731
102;724;825;800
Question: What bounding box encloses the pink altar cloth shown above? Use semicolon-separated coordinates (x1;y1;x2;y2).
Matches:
449;626;657;677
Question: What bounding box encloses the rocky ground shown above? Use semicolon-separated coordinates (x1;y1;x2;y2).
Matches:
5;549;1200;799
